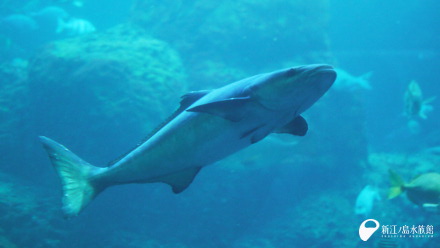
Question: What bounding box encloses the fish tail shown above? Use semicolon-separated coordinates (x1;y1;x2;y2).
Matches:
361;71;373;80
39;136;107;218
388;169;405;199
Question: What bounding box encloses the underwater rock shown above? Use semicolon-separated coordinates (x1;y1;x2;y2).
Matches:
232;237;275;248
110;231;189;248
368;152;440;186
0;59;29;154
28;24;187;155
131;0;330;60
265;192;358;248
187;60;249;89
131;0;331;84
0;172;60;248
0;235;18;248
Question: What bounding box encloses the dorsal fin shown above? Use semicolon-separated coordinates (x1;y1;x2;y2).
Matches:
180;90;211;109
107;90;211;166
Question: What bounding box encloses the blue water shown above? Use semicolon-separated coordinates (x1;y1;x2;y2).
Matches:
0;1;439;247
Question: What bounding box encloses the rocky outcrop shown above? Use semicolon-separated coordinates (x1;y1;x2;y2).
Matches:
28;24;187;155
131;0;332;87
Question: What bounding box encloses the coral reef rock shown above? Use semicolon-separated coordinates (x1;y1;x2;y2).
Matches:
0;172;60;248
131;0;331;85
0;59;29;148
266;192;358;248
28;24;187;150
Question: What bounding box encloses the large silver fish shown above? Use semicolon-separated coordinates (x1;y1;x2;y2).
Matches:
40;64;336;217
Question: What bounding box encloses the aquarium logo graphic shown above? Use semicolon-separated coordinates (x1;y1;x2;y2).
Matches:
381;224;435;238
359;219;380;241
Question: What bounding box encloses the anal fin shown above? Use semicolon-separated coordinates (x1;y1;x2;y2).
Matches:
159;167;202;194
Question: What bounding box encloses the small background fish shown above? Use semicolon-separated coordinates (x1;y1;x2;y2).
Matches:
404;80;435;119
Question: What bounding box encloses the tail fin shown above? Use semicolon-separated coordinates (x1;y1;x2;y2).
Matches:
360;71;373;80
388;169;405;199
359;71;373;90
39;136;106;218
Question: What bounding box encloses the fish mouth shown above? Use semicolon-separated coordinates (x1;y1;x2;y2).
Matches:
310;65;337;91
299;64;337;82
314;64;336;75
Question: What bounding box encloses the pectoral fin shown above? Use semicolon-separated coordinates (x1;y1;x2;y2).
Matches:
274;115;308;136
187;97;252;122
159;167;202;194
